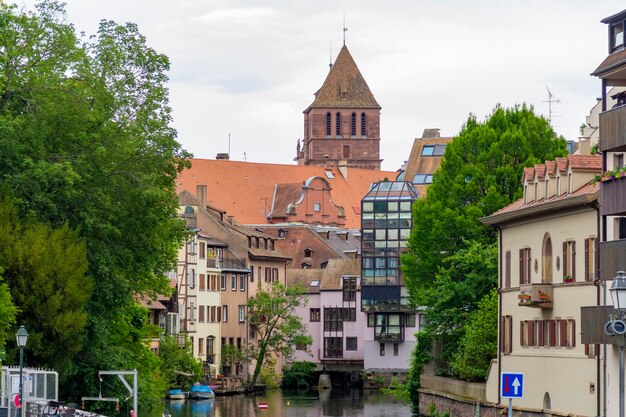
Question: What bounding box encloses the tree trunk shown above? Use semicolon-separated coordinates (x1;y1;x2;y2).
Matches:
248;342;267;391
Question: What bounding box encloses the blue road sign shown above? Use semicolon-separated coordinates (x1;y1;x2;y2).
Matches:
501;373;524;398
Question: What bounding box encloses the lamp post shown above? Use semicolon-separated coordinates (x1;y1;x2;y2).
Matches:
16;326;28;417
610;271;626;417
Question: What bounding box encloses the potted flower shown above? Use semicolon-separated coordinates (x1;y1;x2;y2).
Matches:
518;293;531;302
564;275;573;284
538;291;550;301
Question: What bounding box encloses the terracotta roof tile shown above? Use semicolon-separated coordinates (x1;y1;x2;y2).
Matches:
286;269;324;294
267;183;303;219
556;157;568;172
545;160;557;177
534;164;545;179
308;45;380;109
523;167;534;182
319;258;361;290
567;154;602;170
592;48;626;77
177;159;395;229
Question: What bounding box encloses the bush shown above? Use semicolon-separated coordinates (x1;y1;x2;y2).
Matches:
282;361;316;389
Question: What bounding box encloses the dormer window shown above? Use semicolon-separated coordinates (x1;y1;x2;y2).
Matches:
556;176;561;197
534;182;538;202
524;185;528;205
301;262;312;269
545;178;549;199
304;248;314;258
567;173;573;194
421;144;446;156
611;21;624;52
278;228;287;238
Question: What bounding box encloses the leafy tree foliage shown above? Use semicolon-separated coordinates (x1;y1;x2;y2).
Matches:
403;105;567;302
159;335;202;391
451;288;498;381
246;282;312;390
0;2;189;403
282;361;317;389
0;194;90;373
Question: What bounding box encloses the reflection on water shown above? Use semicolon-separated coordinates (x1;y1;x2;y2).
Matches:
147;389;414;417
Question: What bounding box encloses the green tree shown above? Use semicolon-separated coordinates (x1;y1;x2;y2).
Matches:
0;194;90;373
246;282;312;390
159;335;203;391
282;361;317;389
0;2;190;404
403;104;567;303
451;288;498;381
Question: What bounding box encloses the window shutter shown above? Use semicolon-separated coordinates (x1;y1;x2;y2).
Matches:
529;320;535;346
571;320;576;348
500;316;504;352
572;241;576;281
520;321;525;347
595;238;600;281
537;320;544;346
549;320;556;347
560;319;567;347
527;249;532;284
563;241;568;277
200;274;205;290
584;238;590;281
505;251;511;289
519;249;524;285
508;317;513;354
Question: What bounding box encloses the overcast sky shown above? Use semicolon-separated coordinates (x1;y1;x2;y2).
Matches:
19;1;626;171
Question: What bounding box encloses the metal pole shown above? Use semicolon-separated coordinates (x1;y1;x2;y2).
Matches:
133;370;137;417
619;344;624;417
508;398;512;417
18;347;23;417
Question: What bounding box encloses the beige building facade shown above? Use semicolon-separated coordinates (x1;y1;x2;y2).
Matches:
483;155;601;416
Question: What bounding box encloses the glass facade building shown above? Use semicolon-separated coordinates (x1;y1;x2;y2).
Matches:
361;181;418;341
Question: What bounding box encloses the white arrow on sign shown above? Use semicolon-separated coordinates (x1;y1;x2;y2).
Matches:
512;377;521;395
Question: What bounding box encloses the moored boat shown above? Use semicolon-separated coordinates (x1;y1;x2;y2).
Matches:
165;389;186;400
188;385;215;400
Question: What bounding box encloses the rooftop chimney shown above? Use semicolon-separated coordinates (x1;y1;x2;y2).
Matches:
196;185;207;209
422;128;441;139
216;153;230;160
338;160;348;179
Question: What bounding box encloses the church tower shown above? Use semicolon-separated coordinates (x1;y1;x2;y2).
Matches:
296;45;382;170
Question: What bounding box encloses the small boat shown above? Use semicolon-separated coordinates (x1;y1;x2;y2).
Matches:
165;389;186;400
188;385;215;400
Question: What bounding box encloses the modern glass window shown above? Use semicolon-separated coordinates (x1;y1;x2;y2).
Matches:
222;305;228;322
238;305;245;322
240;274;246;291
231;274;237;291
346;337;358;351
412;174;433;184
421;144;446;156
343;277;357;302
221;274;226;291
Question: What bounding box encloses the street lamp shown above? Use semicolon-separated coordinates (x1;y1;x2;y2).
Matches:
16;326;28;417
609;272;626;417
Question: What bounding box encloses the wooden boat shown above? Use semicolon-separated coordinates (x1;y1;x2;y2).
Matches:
188;385;215;400
165;389;186;400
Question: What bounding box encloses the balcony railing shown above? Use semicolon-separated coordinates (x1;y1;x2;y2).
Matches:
220;257;249;272
518;283;553;309
600;178;626;216
323;348;343;358
374;327;405;342
600;239;626;280
599;105;626;152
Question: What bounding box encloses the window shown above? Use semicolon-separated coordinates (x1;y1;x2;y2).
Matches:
346;337;358;351
367;314;374;327
542;234;553;284
222;305;228;322
310;280;320;287
615;153;625;170
190;302;195;321
405;314;416;327
421;144;446;156
324;337;343;358
351;112;356;136
326;112;332;136
199;305;205;322
313;202;321;212
343;145;350;159
250;267;254;283
304;248;313;257
379;343;385;356
361;113;366;137
239;305;245;322
198;338;204;355
272;268;279;282
240;274;246;291
585;237;596;282
412;174;433;184
500;315;512;354
217;307;221;322
336;112;342;137
221;274;226;291
199;273;206;291
393;343;399;356
519;247;531;285
199;242;205;259
188;269;196;288
302;262;311;269
207;337;215;355
310;308;320;322
231;274;237;291
563;240;576;282
611;21;625;52
278;228;287;238
210;306;216;322
265;267;271;282
343;277;357;302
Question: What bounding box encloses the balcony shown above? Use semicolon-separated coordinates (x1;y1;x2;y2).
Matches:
599;105;626;152
600;178;626;216
374;327;405;342
220;257;249;272
518;283;553;309
600;239;626;280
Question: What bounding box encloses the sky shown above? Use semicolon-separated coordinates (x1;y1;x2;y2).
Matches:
18;1;626;171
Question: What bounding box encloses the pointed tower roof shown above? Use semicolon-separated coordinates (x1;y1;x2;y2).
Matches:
307;45;381;110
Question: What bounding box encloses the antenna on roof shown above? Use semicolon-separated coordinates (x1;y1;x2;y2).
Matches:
543;87;560;126
228;133;231;158
243;152;247;162
329;40;333;69
343;13;348;46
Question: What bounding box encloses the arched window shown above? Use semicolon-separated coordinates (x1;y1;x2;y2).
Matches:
336;112;342;137
326;112;331;136
542;233;553;283
351;112;357;137
361;112;366;137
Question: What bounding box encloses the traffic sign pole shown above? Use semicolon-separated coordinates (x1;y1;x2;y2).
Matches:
508;398;512;417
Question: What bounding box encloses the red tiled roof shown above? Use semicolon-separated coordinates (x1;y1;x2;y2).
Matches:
523;167;534;182
267;183;303;219
568;154;603;170
592;48;626;77
545;160;557;177
534;164;545;179
307;45;380;110
555;157;568;172
177;159;395;229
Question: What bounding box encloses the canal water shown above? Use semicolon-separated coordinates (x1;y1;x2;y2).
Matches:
145;389;415;417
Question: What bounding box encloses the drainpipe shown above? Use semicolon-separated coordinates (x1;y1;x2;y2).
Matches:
594;199;602;417
497;226;503;406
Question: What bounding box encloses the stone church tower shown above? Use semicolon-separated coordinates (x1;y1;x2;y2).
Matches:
295;45;382;170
